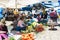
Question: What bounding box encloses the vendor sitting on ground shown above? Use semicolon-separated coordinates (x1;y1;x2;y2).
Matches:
0;19;8;40
37;14;41;23
15;16;26;31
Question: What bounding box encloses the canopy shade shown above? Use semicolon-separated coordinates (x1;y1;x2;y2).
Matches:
0;0;40;8
0;0;59;8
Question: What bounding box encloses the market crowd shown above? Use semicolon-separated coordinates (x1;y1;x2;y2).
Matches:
0;7;60;40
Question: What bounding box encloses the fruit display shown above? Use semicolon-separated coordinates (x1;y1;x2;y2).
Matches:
27;22;38;32
21;33;34;40
31;22;38;28
35;24;44;32
9;37;15;40
27;25;34;32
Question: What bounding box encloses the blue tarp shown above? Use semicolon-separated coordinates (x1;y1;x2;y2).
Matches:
0;14;3;19
0;8;3;14
21;6;32;11
58;1;60;6
44;5;54;8
57;9;60;13
41;1;59;8
0;8;3;19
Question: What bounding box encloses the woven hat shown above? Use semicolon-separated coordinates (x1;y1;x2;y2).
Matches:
1;18;6;24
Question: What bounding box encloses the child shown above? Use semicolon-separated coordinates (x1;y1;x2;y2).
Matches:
0;19;8;40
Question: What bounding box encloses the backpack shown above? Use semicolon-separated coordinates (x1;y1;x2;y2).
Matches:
50;11;58;19
50;12;55;17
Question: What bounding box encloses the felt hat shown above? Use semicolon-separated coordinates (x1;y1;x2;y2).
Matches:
0;18;6;24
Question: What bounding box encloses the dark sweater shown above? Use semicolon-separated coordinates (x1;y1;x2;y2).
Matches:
0;25;8;33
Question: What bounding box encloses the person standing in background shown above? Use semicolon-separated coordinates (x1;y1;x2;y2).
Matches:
37;14;41;23
50;8;58;22
42;7;47;19
13;9;18;15
13;9;19;20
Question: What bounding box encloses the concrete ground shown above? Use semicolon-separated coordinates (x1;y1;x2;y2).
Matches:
5;21;60;40
35;26;60;40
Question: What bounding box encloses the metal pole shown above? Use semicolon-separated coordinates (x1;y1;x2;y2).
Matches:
15;0;17;9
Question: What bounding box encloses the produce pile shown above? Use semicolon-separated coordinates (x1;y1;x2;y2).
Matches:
35;24;44;32
9;19;47;40
21;33;34;40
21;18;46;33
